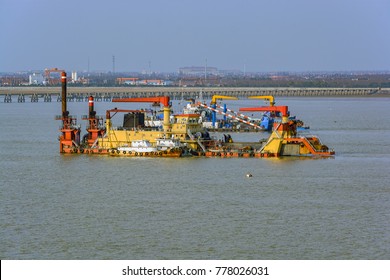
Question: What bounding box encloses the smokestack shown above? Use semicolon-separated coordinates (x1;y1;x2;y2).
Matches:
61;71;67;116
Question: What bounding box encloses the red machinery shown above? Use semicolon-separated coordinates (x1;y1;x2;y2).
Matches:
240;105;289;118
81;96;105;148
57;74;106;153
240;105;296;134
56;72;80;153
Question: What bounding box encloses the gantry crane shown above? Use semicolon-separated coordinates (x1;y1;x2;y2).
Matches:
44;68;65;85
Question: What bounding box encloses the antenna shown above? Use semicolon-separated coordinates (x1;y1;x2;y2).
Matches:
112;55;115;73
204;58;207;82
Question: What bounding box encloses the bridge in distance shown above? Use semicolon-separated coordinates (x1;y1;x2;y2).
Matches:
0;86;388;103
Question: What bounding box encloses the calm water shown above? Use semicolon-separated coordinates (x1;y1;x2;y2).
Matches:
1;97;390;259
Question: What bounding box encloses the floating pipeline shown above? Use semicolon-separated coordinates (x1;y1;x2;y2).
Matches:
56;72;334;158
109;148;183;158
61;147;110;155
60;147;334;158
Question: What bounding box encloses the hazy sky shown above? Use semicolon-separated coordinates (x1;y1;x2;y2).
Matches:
1;0;389;72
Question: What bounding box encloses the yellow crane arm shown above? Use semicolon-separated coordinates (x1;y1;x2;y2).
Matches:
249;95;275;106
210;95;238;104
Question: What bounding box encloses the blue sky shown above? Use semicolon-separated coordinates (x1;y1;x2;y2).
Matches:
1;0;389;72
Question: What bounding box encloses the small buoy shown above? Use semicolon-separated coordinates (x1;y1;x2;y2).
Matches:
246;173;253;178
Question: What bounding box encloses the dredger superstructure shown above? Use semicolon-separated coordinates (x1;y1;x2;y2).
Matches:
57;71;334;157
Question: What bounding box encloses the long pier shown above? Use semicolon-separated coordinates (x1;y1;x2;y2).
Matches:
0;86;388;103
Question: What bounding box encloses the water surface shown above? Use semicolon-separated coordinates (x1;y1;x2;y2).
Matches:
1;97;389;259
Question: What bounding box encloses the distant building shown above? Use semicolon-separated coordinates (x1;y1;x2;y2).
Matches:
179;66;219;76
29;73;44;85
117;77;138;85
178;76;221;87
137;79;172;86
116;77;172;86
71;71;78;83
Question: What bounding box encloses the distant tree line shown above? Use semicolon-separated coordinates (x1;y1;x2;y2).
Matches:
1;72;390;88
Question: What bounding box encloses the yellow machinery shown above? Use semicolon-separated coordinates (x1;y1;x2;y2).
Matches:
97;97;206;150
210;95;238;104
248;95;275;106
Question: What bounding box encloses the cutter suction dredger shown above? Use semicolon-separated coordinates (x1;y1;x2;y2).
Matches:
56;72;334;157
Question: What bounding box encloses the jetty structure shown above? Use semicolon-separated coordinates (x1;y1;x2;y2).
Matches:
56;72;334;158
1;86;385;103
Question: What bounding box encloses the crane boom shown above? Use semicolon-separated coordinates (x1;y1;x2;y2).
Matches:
210;95;238;104
248;95;275;106
111;96;171;134
112;96;170;107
